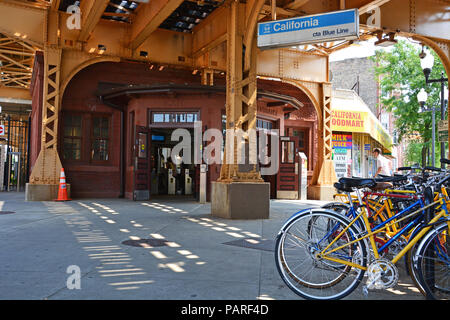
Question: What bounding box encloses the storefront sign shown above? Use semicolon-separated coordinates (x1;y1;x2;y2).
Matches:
0;125;4;136
257;9;359;49
331;110;366;131
332;133;352;178
332;133;352;149
333;151;352;178
331;109;392;152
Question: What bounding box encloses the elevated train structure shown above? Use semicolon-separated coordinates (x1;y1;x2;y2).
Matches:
0;0;448;218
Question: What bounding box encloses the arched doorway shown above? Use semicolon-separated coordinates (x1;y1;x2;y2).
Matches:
256;78;319;199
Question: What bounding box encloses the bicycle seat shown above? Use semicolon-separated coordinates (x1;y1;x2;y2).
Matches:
375;175;407;183
334;178;376;192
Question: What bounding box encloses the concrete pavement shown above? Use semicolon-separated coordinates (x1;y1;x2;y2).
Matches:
0;192;424;300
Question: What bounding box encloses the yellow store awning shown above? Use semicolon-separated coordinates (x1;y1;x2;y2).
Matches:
331;89;393;153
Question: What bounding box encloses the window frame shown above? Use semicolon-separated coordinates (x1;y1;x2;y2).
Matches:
90;114;112;164
62;113;84;162
149;110;200;128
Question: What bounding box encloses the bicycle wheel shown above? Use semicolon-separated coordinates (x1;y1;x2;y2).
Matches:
275;210;368;300
405;243;426;296
415;222;450;300
321;202;350;215
404;225;427;296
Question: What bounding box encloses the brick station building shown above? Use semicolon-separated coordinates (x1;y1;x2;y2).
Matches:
29;57;319;201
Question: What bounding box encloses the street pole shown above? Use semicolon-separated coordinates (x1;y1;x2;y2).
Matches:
432;105;436;167
425;71;448;167
440;73;446;165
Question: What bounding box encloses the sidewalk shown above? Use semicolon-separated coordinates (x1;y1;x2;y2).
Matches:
0;192;424;300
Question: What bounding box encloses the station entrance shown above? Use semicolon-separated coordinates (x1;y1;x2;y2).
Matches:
150;127;196;198
134;125;197;200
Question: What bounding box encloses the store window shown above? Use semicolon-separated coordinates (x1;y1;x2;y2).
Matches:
63;114;82;160
91;116;110;161
352;134;362;177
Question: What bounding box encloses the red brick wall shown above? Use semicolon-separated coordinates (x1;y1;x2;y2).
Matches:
29;51;44;172
60;61;318;198
61;62;226;198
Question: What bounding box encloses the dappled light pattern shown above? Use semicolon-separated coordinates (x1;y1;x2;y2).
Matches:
183;216;261;239
142;202;190;214
73;201;207;283
46;202;153;291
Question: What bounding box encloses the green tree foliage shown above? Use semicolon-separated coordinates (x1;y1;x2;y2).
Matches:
371;39;447;165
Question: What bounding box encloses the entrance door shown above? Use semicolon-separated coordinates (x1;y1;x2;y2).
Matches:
277;136;300;199
133;125;150;200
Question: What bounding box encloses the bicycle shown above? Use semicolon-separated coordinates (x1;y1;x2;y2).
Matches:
275;175;450;300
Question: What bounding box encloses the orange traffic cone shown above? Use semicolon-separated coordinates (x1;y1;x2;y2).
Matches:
55;168;71;201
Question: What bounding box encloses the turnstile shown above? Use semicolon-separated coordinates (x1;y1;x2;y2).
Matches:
168;169;176;195
185;169;192;195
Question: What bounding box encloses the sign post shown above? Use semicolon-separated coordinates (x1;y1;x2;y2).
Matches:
257;9;359;49
438;120;448;142
298;152;307;200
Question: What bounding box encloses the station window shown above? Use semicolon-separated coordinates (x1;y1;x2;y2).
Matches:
91;116;110;161
257;119;273;131
63;114;82;160
151;111;199;124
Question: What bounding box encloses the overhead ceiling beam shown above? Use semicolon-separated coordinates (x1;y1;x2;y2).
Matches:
0;49;35;57
78;0;111;42
261;4;301;17
283;0;310;10
191;33;226;58
358;0;391;15
0;53;32;71
130;0;184;51
51;0;61;11
0;85;32;102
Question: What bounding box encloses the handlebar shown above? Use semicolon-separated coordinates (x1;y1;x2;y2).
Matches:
423;166;443;172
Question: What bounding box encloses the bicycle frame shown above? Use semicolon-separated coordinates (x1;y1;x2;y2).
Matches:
364;190;419;238
316;191;450;271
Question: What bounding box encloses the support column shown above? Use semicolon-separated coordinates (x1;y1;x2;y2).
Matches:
308;83;338;200
26;46;67;200
211;0;269;219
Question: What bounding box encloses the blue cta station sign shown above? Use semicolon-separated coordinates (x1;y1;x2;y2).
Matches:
257;9;359;49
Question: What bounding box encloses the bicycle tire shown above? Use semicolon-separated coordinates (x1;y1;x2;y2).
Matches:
415;222;450;300
275;210;368;300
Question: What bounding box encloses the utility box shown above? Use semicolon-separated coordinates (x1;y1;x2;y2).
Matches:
298;152;308;200
185;169;192;195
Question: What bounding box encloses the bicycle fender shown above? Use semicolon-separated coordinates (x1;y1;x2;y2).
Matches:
276;208;346;237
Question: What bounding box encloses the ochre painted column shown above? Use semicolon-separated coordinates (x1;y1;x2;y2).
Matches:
212;0;269;219
308;82;338;200
26;46;64;200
